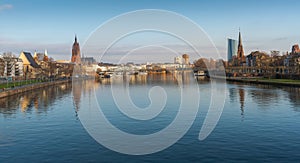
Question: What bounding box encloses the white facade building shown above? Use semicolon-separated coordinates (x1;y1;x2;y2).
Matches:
0;55;24;78
174;56;183;64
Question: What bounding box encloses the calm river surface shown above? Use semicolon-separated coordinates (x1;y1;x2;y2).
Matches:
1;73;300;162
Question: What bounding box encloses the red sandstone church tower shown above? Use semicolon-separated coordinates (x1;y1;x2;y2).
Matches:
237;30;246;64
71;35;81;63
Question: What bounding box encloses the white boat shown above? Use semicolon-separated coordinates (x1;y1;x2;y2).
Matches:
139;72;148;75
195;70;206;76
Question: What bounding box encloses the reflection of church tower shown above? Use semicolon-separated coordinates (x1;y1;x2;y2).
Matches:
71;35;81;63
239;88;245;116
237;29;246;64
73;80;82;114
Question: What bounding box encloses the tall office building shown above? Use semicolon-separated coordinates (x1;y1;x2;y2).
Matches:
227;38;237;61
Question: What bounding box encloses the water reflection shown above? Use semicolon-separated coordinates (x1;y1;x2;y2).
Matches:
227;82;300;113
72;79;100;116
1;75;300;118
282;87;300;111
228;84;245;119
239;88;245;116
97;72;195;86
248;86;281;109
0;82;72;117
75;71;199;122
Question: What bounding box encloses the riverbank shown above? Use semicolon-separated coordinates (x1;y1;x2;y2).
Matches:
0;79;71;99
225;77;300;87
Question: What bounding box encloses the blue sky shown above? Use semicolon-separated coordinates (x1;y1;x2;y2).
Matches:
1;0;300;62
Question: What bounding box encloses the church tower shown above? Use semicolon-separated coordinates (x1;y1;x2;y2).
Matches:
71;35;81;63
237;29;246;64
237;30;244;59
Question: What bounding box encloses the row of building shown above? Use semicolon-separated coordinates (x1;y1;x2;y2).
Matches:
1;35;190;81
0;50;74;81
0;36;100;81
226;30;300;78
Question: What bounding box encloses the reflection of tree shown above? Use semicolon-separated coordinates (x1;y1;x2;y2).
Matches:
0;82;72;117
245;84;300;111
227;83;300;113
129;75;147;85
282;87;300;111
247;85;280;108
0;95;20;117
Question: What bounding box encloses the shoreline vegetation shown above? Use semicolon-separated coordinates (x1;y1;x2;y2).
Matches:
0;79;44;90
0;79;71;99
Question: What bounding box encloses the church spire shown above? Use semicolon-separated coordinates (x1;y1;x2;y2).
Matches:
239;28;242;45
33;50;37;58
44;49;48;56
238;28;242;46
237;28;245;60
75;35;77;43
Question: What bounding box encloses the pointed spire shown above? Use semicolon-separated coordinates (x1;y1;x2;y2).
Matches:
33;50;37;58
238;28;242;46
237;28;245;61
75;34;77;43
44;49;48;56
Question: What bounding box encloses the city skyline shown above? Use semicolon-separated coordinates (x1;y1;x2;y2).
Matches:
1;0;300;62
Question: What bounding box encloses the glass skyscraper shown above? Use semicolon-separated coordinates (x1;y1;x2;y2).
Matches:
227;38;237;61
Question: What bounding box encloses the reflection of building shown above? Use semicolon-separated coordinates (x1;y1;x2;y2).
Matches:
71;35;81;63
228;86;245;117
239;88;245;116
227;38;237;61
72;80;82;113
72;79;99;114
20;96;30;112
0;82;73;116
18;83;72;113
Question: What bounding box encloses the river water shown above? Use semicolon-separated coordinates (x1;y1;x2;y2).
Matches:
1;73;300;162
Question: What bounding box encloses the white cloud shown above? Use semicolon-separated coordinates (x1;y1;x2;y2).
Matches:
0;4;13;12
